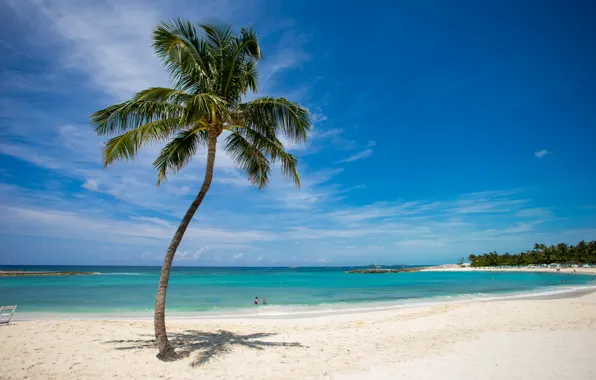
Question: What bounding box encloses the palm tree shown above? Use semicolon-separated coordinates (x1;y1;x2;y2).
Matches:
90;19;311;361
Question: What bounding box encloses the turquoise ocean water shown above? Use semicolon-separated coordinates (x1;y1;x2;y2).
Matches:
1;266;594;317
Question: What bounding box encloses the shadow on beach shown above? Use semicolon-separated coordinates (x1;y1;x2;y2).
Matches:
105;329;303;367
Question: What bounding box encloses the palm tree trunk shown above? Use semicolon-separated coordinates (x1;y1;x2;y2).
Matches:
154;133;218;361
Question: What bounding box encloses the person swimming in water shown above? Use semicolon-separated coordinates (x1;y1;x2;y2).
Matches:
263;298;267;305
254;296;259;305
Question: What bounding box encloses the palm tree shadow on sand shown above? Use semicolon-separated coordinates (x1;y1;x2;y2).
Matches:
105;330;304;367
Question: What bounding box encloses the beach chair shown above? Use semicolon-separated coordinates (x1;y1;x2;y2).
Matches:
0;305;17;325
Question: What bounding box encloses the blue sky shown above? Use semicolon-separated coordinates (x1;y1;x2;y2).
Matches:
1;0;595;266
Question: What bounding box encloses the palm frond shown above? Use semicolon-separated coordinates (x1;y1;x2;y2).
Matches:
234;97;311;142
238;27;262;60
92;19;310;189
225;131;271;189
153;126;208;184
230;127;300;187
152;18;212;92
182;93;228;125
199;22;235;53
242;59;259;94
278;150;300;187
91;100;183;136
133;87;191;103
102;118;181;166
221;27;262;99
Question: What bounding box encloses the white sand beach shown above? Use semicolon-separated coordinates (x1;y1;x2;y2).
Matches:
424;265;596;275
1;290;596;379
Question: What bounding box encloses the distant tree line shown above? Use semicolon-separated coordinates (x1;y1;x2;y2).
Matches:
468;241;596;267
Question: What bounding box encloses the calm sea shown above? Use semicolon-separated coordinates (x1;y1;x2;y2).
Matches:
1;265;594;316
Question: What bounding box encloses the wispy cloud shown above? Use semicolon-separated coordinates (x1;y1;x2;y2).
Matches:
82;179;99;191
268;168;345;210
516;208;554;219
5;0;167;101
451;190;528;214
0;0;329;220
0;181;593;265
2;0;595;266
309;108;328;124
329;201;438;224
0;202;276;246
337;149;373;163
535;149;549;158
129;216;173;228
176;247;208;261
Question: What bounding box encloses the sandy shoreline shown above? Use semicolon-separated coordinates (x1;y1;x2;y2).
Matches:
11;284;596;322
424;265;596;274
2;291;596;379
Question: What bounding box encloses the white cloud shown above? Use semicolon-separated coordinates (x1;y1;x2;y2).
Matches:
2;179;594;265
176;247;208;261
128;216;173;227
0;204;275;246
82;179;99;191
535;149;549;158
2;0;320;204
263;31;311;80
1;2;592;266
337;149;373;163
329;201;438;224
451;190;528;214
5;0;167;101
0;143;62;169
312;128;357;150
270;168;345;210
396;239;446;247
309;107;328;124
167;185;190;196
315;128;343;139
516;208;554;219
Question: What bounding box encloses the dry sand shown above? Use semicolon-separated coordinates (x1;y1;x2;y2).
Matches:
424;266;596;275
1;291;596;380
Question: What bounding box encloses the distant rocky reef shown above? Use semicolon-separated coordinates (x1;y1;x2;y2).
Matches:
0;271;99;277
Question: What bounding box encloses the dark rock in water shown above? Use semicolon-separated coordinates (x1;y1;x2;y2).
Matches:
0;271;98;277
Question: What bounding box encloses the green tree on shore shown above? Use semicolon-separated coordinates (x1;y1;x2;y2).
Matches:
91;19;311;360
468;240;596;267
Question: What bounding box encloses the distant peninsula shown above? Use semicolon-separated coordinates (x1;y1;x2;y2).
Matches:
0;270;99;277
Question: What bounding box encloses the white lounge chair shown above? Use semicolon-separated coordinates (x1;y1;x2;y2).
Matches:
0;305;17;325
